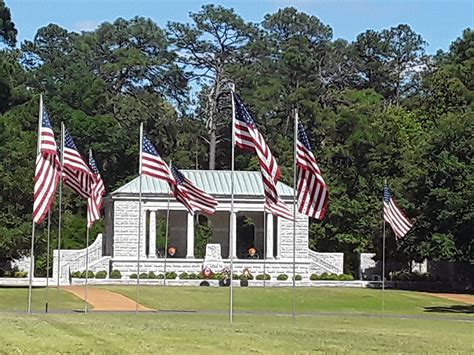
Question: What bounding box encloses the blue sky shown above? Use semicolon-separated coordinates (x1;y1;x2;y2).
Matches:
8;0;473;53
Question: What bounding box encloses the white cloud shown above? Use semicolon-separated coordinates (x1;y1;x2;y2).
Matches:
74;20;99;32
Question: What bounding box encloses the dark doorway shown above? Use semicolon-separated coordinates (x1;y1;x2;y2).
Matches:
237;215;255;258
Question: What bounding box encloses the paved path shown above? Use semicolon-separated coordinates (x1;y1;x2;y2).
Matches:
62;286;154;312
425;292;474;305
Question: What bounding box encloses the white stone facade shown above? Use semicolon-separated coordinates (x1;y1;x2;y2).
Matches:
52;171;345;283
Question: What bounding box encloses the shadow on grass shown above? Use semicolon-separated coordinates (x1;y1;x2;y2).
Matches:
424;305;474;314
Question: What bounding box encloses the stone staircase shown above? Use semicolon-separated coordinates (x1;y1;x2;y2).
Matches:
53;234;111;283
308;250;343;274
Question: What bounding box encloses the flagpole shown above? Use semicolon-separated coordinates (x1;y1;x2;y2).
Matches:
163;160;172;286
292;107;298;322
382;179;387;313
263;211;266;288
84;224;90;314
136;122;144;314
56;122;64;310
45;209;51;313
28;94;43;314
229;83;236;324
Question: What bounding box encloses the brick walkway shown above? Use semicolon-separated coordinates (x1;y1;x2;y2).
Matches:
62;286;154;311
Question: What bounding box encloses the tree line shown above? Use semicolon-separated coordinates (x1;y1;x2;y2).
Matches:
0;2;472;274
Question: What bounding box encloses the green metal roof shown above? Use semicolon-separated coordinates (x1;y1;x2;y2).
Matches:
111;170;294;197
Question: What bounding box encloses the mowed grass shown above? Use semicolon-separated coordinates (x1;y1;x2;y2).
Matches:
0;287;472;353
0;313;472;353
0;287;86;312
100;285;473;317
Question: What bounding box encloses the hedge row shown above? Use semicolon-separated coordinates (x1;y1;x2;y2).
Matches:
310;273;354;281
70;270;122;279
0;270;27;278
70;271;356;281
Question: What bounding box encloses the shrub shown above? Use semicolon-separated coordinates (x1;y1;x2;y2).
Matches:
165;271;177;279
311;273;343;281
188;273;198;280
130;273;138;279
277;274;288;281
156;273;165;279
110;270;122;279
139;273;148;279
147;271;157;279
391;271;431;281
256;273;271;280
179;272;189;280
14;271;27;278
80;270;94;279
338;274;354;281
95;270;107;279
71;271;81;278
294;274;302;281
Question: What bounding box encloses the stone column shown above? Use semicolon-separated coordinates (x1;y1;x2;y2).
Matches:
230;211;237;259
276;216;281;259
266;213;274;259
140;207;147;257
148;211;157;258
186;213;195;258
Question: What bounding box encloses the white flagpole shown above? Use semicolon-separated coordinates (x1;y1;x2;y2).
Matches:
263;211;266;288
163;160;172;286
84;223;90;313
229;83;236;324
292;108;298;321
45;209;51;313
382;179;387;313
28;94;43;314
136;122;144;314
56;122;64;310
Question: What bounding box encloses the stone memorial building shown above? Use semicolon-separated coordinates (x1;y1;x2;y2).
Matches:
54;170;343;283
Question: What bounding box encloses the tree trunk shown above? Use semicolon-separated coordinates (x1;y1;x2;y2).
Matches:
208;127;217;170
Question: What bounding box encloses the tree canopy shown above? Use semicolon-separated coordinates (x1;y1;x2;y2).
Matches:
0;3;472;274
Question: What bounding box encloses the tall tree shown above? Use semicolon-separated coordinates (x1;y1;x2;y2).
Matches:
168;5;255;169
355;24;427;104
0;0;16;47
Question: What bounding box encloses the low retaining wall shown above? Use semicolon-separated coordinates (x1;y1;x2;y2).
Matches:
70;278;372;288
109;258;313;280
0;277;52;287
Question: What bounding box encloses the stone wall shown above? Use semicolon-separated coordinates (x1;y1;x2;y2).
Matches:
52;234;108;282
308;251;344;274
109;258;312;279
113;200;145;258
278;212;308;259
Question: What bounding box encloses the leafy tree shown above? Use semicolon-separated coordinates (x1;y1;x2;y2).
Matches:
168;5;255;169
0;0;16;47
355;24;427;104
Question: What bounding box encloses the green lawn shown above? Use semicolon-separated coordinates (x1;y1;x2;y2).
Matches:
0;313;472;353
0;286;472;353
0;287;86;312
100;285;473;317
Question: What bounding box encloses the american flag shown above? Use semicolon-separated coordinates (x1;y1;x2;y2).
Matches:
296;122;328;220
233;93;280;204
140;136;175;184
62;129;92;200
383;185;413;239
87;150;105;228
264;196;294;221
33;106;61;224
171;165;218;215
